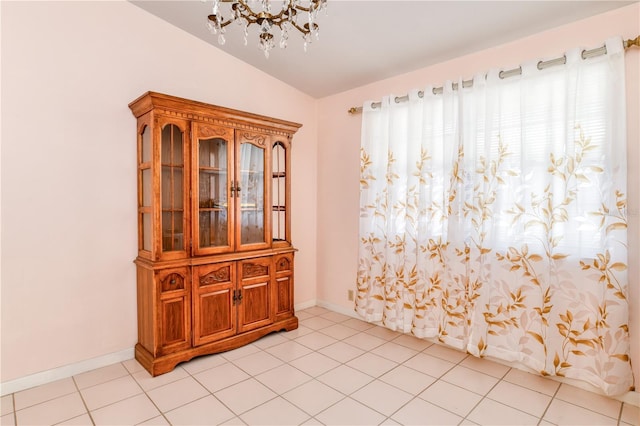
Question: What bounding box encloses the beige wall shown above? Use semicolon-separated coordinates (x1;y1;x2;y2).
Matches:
316;3;640;389
0;1;318;383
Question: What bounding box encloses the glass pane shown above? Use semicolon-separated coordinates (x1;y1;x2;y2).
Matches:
142;168;152;207
161;124;184;253
173;168;183;209
272;142;286;241
141;125;151;163
239;143;265;245
198;138;228;249
142;212;152;251
199;210;228;247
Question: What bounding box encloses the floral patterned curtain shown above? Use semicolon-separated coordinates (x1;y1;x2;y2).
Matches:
356;38;633;396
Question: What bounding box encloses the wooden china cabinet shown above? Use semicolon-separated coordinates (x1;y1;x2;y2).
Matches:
129;92;300;376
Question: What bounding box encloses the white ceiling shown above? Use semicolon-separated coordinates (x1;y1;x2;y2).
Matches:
131;1;635;98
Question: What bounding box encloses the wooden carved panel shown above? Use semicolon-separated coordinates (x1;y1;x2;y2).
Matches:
276;257;291;272
241;132;266;147
199;290;232;336
199;124;229;139
200;266;231;287
161;273;185;292
242;262;269;278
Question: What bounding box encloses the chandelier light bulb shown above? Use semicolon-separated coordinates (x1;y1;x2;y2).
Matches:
206;0;326;58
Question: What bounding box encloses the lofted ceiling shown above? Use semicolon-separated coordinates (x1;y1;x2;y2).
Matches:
130;1;635;98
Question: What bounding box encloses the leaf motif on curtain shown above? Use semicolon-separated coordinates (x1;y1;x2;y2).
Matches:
355;37;633;396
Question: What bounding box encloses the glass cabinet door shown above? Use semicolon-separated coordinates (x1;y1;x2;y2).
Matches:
272;141;288;245
160;122;186;257
236;133;270;250
194;125;234;255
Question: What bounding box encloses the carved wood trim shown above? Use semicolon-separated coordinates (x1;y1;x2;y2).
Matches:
242;262;269;278
200;266;231;286
161;273;185;292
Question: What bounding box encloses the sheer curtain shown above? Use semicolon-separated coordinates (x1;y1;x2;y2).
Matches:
356;38;632;395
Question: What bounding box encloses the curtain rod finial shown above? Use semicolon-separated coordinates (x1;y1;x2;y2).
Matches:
625;35;639;49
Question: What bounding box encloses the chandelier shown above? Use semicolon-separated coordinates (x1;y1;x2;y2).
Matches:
207;0;327;58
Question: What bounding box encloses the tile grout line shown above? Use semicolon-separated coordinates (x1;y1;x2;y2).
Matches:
71;375;95;426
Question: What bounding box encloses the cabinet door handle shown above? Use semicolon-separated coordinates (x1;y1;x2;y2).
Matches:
230;181;236;196
237;290;243;301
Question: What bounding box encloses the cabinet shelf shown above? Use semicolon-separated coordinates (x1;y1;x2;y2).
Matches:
199;167;227;173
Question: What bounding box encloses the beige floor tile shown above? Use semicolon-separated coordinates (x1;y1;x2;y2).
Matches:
15;392;86;425
14;377;77;410
73;362;129;390
346;352;398;378
294;331;338;350
351;380;413;416
132;366;189;391
419;380;482;417
282;325;315;340
423;343;468;363
502;367;560;395
402;352;455;378
317;365;374;395
621;403;640;425
81;375;142;411
315;397;386;425
300;316;335;330
460;355;510;378
252;331;290;349
0;395;13;416
467;398;539;425
255;363;313;394
487;380;552;417
231;350;284;376
164;395;235;425
0;413;15;426
379;365;437;395
146;376;208;413
319;311;352;323
341;318;376;332
283;379;344;416
214;378;277;415
301;306;331;316
391;397;462;425
289;352;340;377
241;396;310;425
371;341;418;363
90;393;160;426
441;365;499;395
295;311;315;321
193;362;250;393
391;334;433;351
318;323;361;340
180;353;227;375
57;413;93;425
122;358;146;374
543;398;617;425
318;341;365;363
555;383;621;419
342;331;387;351
364;325;402;341
220;343;261;361
266;340;313;362
137;415;171;425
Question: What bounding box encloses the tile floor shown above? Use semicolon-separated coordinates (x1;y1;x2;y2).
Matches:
1;306;639;425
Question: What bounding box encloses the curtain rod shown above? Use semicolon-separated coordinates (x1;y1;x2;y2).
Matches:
347;35;640;115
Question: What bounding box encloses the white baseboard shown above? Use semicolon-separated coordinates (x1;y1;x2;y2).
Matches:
294;298;318;311
315;299;360;319
0;347;134;397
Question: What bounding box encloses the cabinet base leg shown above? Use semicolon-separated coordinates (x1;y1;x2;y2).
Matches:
135;315;299;376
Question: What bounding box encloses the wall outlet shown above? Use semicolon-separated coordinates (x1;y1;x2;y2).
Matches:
347;289;354;301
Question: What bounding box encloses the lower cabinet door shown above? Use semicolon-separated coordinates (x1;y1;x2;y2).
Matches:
274;253;294;321
237;257;273;333
156;267;191;355
193;262;237;346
